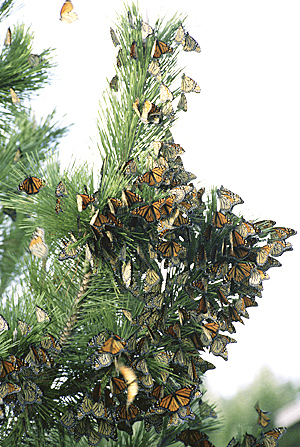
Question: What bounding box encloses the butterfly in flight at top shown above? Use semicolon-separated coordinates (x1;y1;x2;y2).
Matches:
60;0;78;24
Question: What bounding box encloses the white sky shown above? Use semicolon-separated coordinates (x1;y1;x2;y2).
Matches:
2;0;299;398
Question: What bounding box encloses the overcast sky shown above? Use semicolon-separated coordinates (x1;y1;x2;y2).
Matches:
3;0;299;398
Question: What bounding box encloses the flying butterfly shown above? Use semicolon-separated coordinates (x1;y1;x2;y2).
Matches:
60;0;78;24
58;232;80;261
255;402;271;428
18;176;45;194
181;74;201;93
4;27;11;46
130;40;138;60
109;74;118;92
157;387;194;413
110;27;120;47
183;32;201;53
151;40;173;58
36;306;50;323
217;186;244;213
118;362;138;407
10;87;20;104
28;227;48;259
0;315;9;331
177;93;187;111
141;21;153;40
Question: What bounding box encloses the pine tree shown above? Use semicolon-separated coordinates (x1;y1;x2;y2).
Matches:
0;3;295;447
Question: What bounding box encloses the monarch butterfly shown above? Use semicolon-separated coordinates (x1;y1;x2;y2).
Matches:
224;262;253;283
217;186;244;213
151;40;173;58
212;211;232;228
141;21;153;40
174;24;185;45
118;362;138;407
18;176;45;194
139;372;154;389
109;74;118;92
28;227;48;259
256;427;287;447
255;244;274;266
55;180;68;198
121;189;144;208
0;315;9;331
181;74;201;93
108;197;123;214
41;333;62;353
60;0;78;24
136;166;167;187
176;429;209;446
77;394;93;419
121;158;137;175
249;268;269;288
86;352;113;370
111;377;127;395
36;306;50;323
55;197;63;213
263;256;282;270
25;345;52;368
156;240;182;258
157;387;194;413
160;84;173;102
115;403;141;422
59;232;80;261
110;27;120;47
161;100;174;117
226;439;240;447
270;240;293;257
148;59;162;81
98;419;118;441
0;382;21;400
177;93;187;111
88;330;108;347
255;402;271;428
76;191;95;212
131;199;165;223
0;359;17;379
4;27;11;46
116;48;123;67
130;40;138;59
18;319;32;336
210;334;236;360
236;220;258;238
183;33;201;53
269;226;296;240
10;87;20;104
99;334;126;355
229;230;249;259
18;380;43;407
27;53;43;66
60;408;76;430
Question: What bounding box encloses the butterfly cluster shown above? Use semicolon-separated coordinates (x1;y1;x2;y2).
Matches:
0;307;61;423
